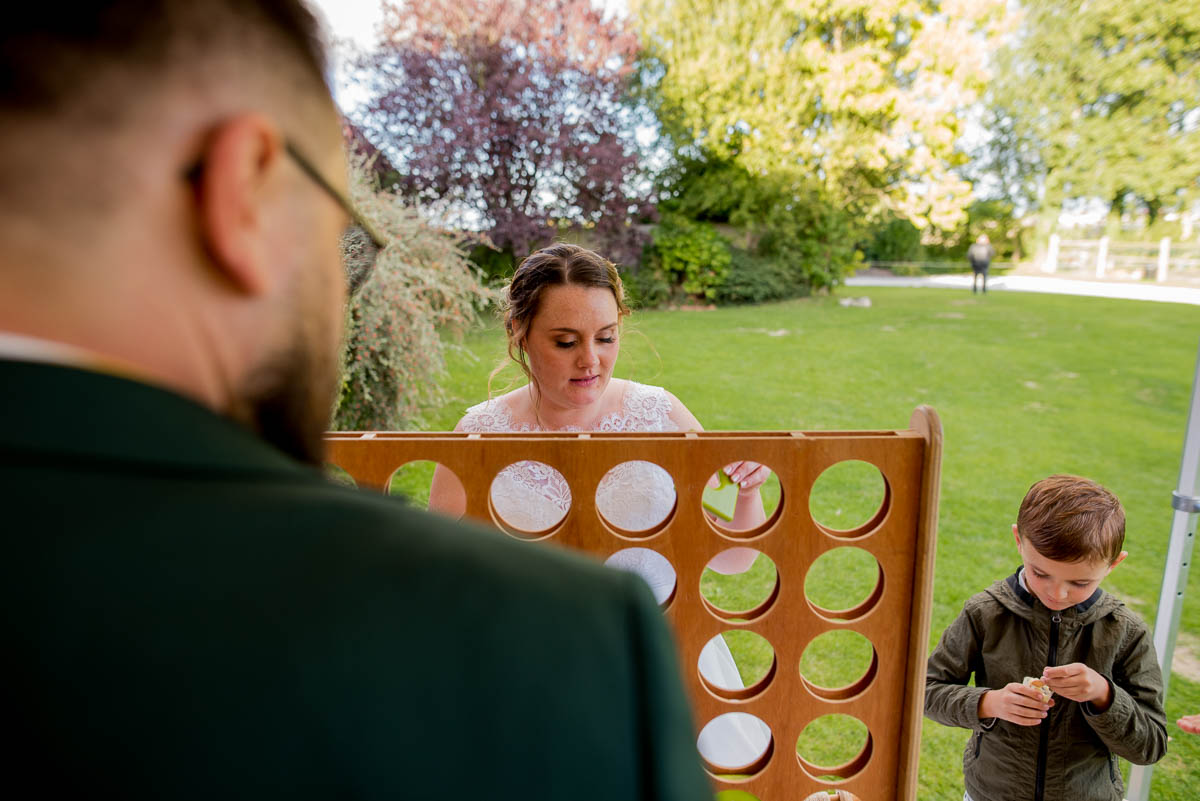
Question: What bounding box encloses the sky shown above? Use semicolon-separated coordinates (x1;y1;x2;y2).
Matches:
311;0;629;51
311;0;630;110
311;0;384;51
309;0;389;109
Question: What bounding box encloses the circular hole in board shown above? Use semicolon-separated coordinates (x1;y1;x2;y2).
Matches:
697;712;773;775
799;630;878;701
703;460;784;538
701;549;779;622
809;460;889;537
796;714;872;782
489;460;570;539
699;630;776;700
804;547;884;622
595;460;676;537
604;548;676;608
389;460;465;520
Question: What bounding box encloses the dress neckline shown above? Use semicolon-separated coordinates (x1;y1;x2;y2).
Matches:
463;380;676;435
499;378;633;432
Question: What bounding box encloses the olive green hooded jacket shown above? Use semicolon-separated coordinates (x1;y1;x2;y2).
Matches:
925;570;1167;801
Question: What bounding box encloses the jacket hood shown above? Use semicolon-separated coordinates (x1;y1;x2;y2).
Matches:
985;567;1121;627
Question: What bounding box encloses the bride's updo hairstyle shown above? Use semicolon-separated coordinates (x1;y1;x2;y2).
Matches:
496;243;631;389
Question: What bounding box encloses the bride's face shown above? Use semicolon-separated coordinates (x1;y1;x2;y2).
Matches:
523;284;620;411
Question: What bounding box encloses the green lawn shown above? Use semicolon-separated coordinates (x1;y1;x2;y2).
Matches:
383;287;1200;799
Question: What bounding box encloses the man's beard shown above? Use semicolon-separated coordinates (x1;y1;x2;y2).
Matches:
235;318;340;467
237;345;336;466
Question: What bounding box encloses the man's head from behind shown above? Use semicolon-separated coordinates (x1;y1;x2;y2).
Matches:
1013;474;1127;610
0;1;349;464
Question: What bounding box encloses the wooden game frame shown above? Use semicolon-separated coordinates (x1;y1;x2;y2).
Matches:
325;406;942;801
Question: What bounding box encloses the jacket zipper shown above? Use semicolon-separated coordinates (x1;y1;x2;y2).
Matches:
1035;612;1061;801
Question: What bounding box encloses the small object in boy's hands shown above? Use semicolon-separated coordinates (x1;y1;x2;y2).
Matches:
1024;676;1053;702
702;470;739;521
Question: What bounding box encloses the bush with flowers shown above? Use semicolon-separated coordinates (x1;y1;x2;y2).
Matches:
332;160;493;431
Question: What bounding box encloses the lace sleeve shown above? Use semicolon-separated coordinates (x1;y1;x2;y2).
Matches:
599;382;679;433
458;399;522;433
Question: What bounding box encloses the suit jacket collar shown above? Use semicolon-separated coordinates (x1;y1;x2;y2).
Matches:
0;359;311;478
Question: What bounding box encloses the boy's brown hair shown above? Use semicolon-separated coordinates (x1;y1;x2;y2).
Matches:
1017;475;1125;564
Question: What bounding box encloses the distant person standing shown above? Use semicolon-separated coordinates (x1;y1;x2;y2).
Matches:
968;234;996;294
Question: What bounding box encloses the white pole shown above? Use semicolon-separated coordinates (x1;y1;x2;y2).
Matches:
1045;233;1060;273
1097;236;1109;278
1126;338;1200;801
1158;237;1170;283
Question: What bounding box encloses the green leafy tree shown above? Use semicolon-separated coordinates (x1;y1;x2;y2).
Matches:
658;150;859;289
865;199;1025;265
635;0;1009;232
986;0;1200;223
920;199;1026;261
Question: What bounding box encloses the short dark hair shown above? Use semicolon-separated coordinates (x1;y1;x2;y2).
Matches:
1017;474;1125;564
1;1;327;116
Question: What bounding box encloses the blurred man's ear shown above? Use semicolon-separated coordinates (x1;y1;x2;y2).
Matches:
1108;551;1128;572
194;114;283;296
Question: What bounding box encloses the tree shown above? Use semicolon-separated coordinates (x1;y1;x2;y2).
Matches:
655;149;859;289
987;0;1200;224
334;158;492;431
355;0;653;267
634;0;1009;233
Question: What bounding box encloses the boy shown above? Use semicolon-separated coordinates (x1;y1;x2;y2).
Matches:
925;475;1167;801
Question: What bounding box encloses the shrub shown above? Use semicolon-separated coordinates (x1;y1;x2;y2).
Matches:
648;213;732;300
467;243;516;285
333;160;493;431
750;193;860;291
861;216;925;262
658;151;859;291
888;262;925;277
714;249;807;305
621;262;672;309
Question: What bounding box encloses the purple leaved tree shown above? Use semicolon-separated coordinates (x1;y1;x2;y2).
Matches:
355;0;654;267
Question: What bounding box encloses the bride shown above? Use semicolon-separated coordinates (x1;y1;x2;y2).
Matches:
428;243;771;770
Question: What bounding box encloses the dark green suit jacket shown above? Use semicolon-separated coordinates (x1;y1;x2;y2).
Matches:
1;360;710;799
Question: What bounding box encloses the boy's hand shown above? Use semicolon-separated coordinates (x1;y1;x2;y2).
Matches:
1041;663;1112;710
979;683;1054;726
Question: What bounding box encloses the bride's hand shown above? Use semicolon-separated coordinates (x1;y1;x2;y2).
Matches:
707;546;759;575
724;460;770;492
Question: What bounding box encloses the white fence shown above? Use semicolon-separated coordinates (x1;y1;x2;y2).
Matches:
1043;235;1200;281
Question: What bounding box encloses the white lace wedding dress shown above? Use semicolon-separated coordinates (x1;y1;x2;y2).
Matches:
459;380;772;770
